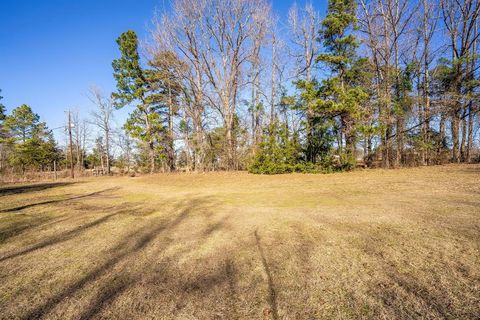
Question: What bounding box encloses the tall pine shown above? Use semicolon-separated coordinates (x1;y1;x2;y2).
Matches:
112;30;168;173
316;0;368;161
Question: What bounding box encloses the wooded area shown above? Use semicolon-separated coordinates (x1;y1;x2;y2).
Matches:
1;0;479;177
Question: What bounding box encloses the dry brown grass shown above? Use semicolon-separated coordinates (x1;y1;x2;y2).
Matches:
0;164;479;319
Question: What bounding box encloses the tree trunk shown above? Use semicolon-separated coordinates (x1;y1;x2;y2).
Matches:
343;114;355;157
466;103;474;162
270;36;276;126
396;116;404;166
225;113;234;170
451;109;460;163
105;128;110;175
144;110;155;174
460;106;467;161
167;84;176;172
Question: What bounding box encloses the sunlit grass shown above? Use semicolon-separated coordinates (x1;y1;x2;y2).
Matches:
0;164;479;319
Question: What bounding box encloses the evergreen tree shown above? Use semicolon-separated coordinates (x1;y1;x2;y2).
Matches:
0;90;6;139
149;50;184;172
249;121;303;174
0;89;5;121
3;104;44;143
3;104;58;172
112;30;168;173
295;79;337;164
315;0;368;162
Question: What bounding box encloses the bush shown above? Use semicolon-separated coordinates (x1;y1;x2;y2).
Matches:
336;153;356;171
248;159;328;175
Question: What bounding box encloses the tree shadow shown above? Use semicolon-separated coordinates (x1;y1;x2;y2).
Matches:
201;215;230;237
0;202;115;245
0;182;77;197
77;274;134;320
21;197;212;320
0;187;120;213
254;229;279;320
0;215;54;244
0;204;126;262
459;166;480;174
322;217;465;319
225;258;239;320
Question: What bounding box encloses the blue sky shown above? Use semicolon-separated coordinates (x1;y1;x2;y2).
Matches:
0;0;326;142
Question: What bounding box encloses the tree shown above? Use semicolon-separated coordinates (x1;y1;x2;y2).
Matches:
114;128;133;173
4;104;44;143
0;90;7;171
157;0;272;170
316;0;368;159
249;120;302;174
88;86;114;174
419;0;439;165
149;50;184;172
440;0;480;162
3;104;58;172
0;89;5;122
154;1;208;172
112;30;168;173
288;2;321;160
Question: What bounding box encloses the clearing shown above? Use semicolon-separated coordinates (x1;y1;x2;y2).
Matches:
0;165;479;319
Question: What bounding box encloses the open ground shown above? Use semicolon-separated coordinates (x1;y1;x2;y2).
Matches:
0;165;479;319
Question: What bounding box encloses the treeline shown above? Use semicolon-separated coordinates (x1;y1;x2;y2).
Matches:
1;0;479;176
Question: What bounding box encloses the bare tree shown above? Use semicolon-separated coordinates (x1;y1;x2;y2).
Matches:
419;0;439;164
359;0;417;167
114;128;133;173
153;0;209;171
248;3;270;147
288;2;320;82
441;0;480;162
88;86;114;174
287;2;321;160
155;0;271;170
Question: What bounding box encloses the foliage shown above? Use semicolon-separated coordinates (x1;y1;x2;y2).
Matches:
0;89;5;121
248;121;301;174
315;0;368;157
248;121;343;174
2;104;60;172
111;30;172;172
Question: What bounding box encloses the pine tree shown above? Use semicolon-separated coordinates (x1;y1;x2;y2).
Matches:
0;90;6;139
0;89;5;121
112;30;168;173
3;104;58;172
149;50;184;172
315;0;368;162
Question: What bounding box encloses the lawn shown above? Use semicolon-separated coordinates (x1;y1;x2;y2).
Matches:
0;165;479;319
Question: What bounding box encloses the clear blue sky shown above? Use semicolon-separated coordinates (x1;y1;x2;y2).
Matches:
0;0;325;142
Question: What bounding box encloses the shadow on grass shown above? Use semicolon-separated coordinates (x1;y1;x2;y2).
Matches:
77;274;134;320
0;212;125;263
459;166;480;174
319;215;470;319
0;187;120;213
0;215;55;244
21;197;213;320
0;182;77;197
255;229;279;320
225;258;239;320
0;203;115;245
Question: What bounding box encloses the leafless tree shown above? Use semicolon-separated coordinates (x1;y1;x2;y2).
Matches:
154;0;271;170
441;0;480;162
288;2;320;82
87;86;114;174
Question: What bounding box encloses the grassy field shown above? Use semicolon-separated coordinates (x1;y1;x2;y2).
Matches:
0;165;479;319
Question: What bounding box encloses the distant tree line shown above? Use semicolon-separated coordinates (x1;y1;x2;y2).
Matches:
1;0;479;176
